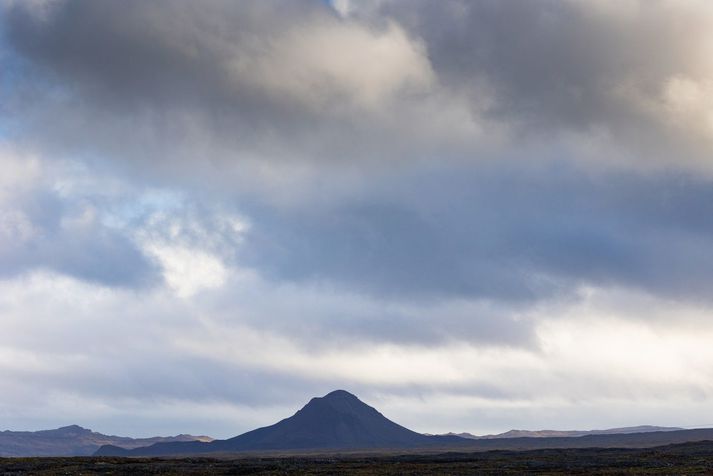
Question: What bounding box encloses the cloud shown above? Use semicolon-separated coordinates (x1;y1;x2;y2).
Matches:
352;0;713;173
5;0;433;110
0;146;158;287
1;271;712;437
135;207;247;298
2;0;713;437
1;0;458;188
4;0;713;195
238;161;713;304
223;17;434;111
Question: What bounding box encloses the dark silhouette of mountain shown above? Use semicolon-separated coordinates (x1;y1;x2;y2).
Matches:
95;390;464;456
445;425;684;439
94;390;713;457
437;428;713;451
0;424;213;457
583;425;684;436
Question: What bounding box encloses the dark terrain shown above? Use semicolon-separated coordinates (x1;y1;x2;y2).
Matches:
4;441;713;475
0;425;212;457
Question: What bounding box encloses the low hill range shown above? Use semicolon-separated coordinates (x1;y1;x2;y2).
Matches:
443;425;684;439
95;390;713;457
2;391;710;457
0;424;213;457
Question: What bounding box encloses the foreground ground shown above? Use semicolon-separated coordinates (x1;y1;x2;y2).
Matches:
2;441;713;475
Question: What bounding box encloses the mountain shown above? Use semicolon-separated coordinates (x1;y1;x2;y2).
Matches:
448;425;685;439
0;424;213;457
584;425;685;436
95;390;464;456
94;390;713;457
436;428;713;451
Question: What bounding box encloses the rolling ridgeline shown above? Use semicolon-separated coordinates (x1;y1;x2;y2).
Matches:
0;425;212;457
3;390;712;457
95;390;713;457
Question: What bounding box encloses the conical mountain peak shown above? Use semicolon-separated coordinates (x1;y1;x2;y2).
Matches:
323;389;358;399
96;389;463;455
304;390;370;411
296;390;387;425
306;390;361;407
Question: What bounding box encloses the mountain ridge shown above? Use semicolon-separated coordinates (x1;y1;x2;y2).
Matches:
0;425;213;457
2;391;708;457
442;425;685;439
95;390;713;457
96;390;463;456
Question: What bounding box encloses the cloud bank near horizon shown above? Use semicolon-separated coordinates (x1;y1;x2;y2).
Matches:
1;0;713;438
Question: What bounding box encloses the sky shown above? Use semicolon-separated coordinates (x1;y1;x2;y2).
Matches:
1;0;713;439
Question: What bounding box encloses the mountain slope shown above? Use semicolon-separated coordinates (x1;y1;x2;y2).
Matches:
443;428;713;451
219;389;450;450
0;425;213;457
94;390;713;457
96;390;463;456
449;425;685;439
97;427;713;456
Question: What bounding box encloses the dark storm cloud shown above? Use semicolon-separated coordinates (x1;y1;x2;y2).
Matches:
1;0;299;160
3;0;314;101
1;0;438;176
376;0;695;126
5;0;713;171
3;0;713;303
239;162;713;303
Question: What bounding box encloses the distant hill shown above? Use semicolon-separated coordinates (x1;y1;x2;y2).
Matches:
0;424;213;457
96;390;464;456
439;428;713;452
447;425;684;439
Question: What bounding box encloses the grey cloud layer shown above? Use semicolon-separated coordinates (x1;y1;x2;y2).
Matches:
240;162;713;303
2;0;445;177
374;0;713;164
3;0;713;304
6;0;713;174
3;0;713;436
